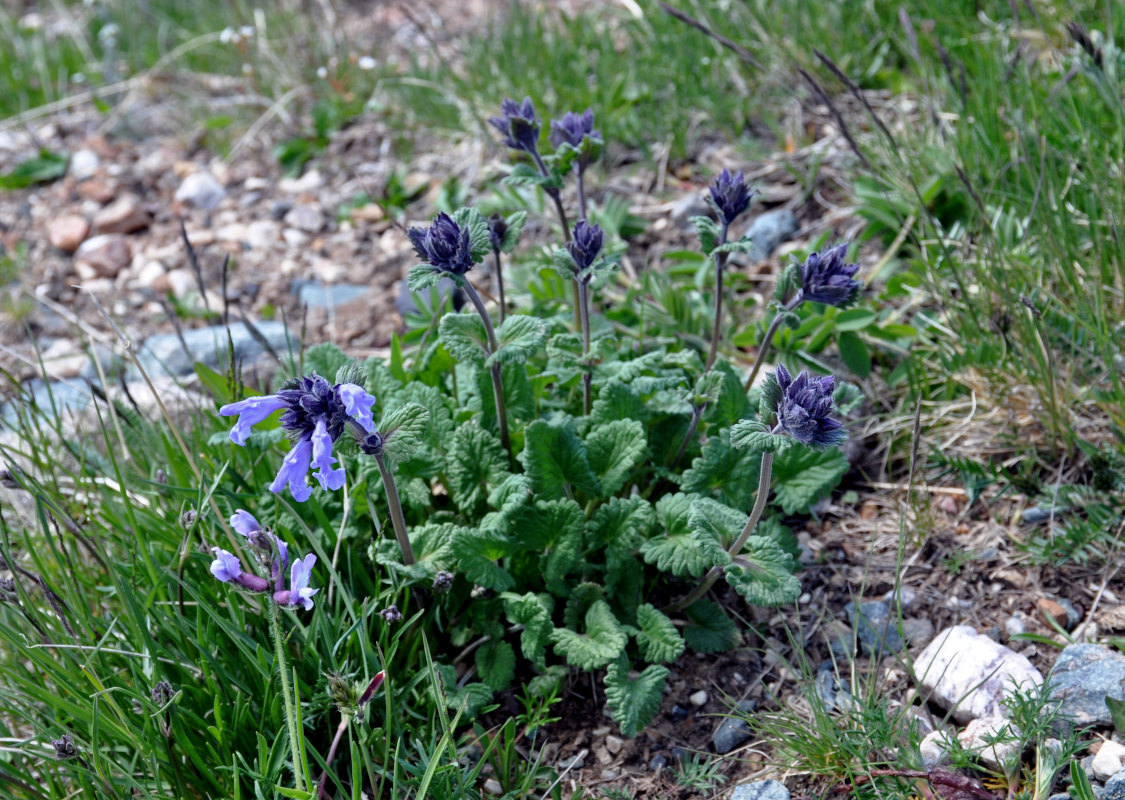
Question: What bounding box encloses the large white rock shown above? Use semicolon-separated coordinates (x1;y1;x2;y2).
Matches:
958;717;1021;769
1093;740;1125;782
914;626;1043;723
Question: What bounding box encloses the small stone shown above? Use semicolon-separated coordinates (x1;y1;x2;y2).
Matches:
670;704;688;722
284;203;324;233
914;626;1043;723
1004;615;1028;640
670;193;711;229
164;268;196;299
279;169;322;193
40;339;88;379
919;730;950;769
1038;597;1067;627
689;690;709;707
712;700;755;754
605;735;623;755
482;777;502;795
283;228;310;246
76;179;115;203
743;209;799;262
69;149;100;181
1093;741;1125;781
246;220;280;249
648;754;667;771
958;717;1020;769
216;223;248;243
133;261;166;289
174;171;226;211
48;214;90;253
94;193;150;234
1058;598;1082;630
75;234;132;278
1050;644;1125;726
132;321;289;379
902;617;934;646
881;586;918;611
600;768;620;780
730;779;790;800
557;754;585;771
846;600;904;656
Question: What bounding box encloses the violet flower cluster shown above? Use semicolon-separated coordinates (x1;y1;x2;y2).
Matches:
567;219;604;273
770;364;847;449
219;374;376;502
408;212;476;276
209;510;318;610
708;168;755;226
489;97;540;154
798;243;863;307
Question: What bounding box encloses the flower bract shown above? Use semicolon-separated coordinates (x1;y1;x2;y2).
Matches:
799;243;863;307
407;212;476;276
489;97;541;154
708;168;754;225
771;364;847;449
567;220;604;273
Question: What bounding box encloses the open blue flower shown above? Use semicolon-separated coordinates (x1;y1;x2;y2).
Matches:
278;554;318;611
219;375;377;502
230;509;260;537
210;548;243;583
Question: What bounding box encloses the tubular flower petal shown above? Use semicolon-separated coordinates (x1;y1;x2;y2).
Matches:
230;509;261;537
708;168;754;225
270;439;314;502
219;395;287;445
311;419;346;491
772;364;848;449
407;212;475;275
489;97;540;154
549;108;600;149
338;383;376;432
278;554;318;611
799;243;863;307
210;548;243;583
567;220;604;273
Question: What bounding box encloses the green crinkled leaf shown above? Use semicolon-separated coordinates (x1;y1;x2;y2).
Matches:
303;343;351;381
586;419;647;496
446;421;509;514
683;599;742;653
517;498;584;549
519;419;599;500
590;380;649;425
475;640;516;692
635;604;685;664
703;362;753;427
499;210;527;253
501;592;554;667
489;473;532;514
564;583;606;630
689;497;747;550
474;361;534;429
723;537;801;605
407;263;443;292
605;661;669;738
730;419;790;454
550;247;578;281
527;665;568;698
375;522;455;578
379;402;430;463
681;428;762;508
834;381;863;414
432;664;493;719
450;528;514;591
758;370;784;419
451;206;491;260
692;370;725;406
549;600;626;670
691;215;720;255
640;493;730;577
488;314;547;367
771;446;849;514
504;162;553;187
439;312;489;365
775;262;801;302
588;496;655;550
543;527;583;597
714;237;757;255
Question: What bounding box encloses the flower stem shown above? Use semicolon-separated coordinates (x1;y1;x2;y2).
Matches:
271;603;306;793
669;403;703;471
574;163;588;221
374;452;415;565
704;222;731;371
578;277;593;415
744;293;803;392
665;450;775;612
462;282;512;457
316;714;350;800
491;247;506;325
531;150;581;330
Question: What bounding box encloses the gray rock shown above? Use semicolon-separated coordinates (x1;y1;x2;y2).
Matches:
284;203;324;233
730;779;790;800
557;754;585;771
1105;768;1125;800
132;321;290;379
670;194;711;229
2;378;93;423
902;617;934;646
294;281;372;309
648;754;667;771
69;149;100;181
1050;644;1125;726
175;171;226;211
846;600;904;656
919;730;951;769
712;700;755;754
744;209;799;262
814;666;854;713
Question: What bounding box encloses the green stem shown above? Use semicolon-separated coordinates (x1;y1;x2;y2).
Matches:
665;450;774;612
704;222;731;371
578;277;593;415
375;453;416;565
271;603;305;793
744;293;803;392
462;282;511;457
492;247;506;325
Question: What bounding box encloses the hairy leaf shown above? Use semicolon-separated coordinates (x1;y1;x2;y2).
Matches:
433;664;493;719
605;661;669;738
303;343;351;382
450;528;514;591
520;419;599;500
640;493;730;577
564;583;606;630
446;421;509;514
723;537;801;605
681;429;763;508
683;599;741;653
689;497;746;550
498;210;527;253
502;592;554;667
771;446;849;514
451;206;491;260
439;312;489;365
518;498;585;549
407;263;443;292
489;315;547;366
730;419;790;454
691;215;720;255
475;640;516;692
586;419;647;496
550;601;626;670
635;604;685;663
590;380;649;425
379;402;430;463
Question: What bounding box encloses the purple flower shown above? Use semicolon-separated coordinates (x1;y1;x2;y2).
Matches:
220;375;377;502
489;97;540;154
407;212;476;276
708;168;754;225
549;109;601;152
799;244;863;307
210;548;243;583
52;734;78;761
487;213;508;251
275;554;318;611
230;509;260;537
567;220;604;273
771;364;847;449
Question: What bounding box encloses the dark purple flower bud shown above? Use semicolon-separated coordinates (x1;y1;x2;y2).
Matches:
487;213;508;252
357;670;386;709
0;578;16;602
708;168;754;225
770;364;847;449
407;212;476;276
379;604;402;623
52;734;78;760
432;570;454;592
151;680;174;706
220;376;376;502
549;108;600;149
489;97;540;154
567;220;604;273
799;244;862;307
